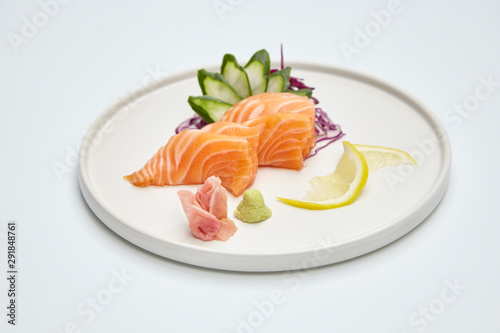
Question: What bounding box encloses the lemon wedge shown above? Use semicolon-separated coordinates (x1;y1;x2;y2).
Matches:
277;141;369;210
353;144;417;172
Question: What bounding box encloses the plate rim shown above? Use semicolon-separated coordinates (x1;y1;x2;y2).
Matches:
78;61;452;272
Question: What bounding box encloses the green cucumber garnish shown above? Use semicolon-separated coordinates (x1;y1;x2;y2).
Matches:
198;69;242;105
221;54;252;99
188;96;233;123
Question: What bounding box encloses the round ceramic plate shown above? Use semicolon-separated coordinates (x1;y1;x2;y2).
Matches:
78;62;451;272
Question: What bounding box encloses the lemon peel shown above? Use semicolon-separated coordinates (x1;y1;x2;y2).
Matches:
277;141;368;210
277;142;417;210
353;144;417;172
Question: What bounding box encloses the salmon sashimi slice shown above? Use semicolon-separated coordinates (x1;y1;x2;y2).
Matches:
221;92;316;125
244;113;316;170
177;176;237;241
220;92;317;167
201;121;260;187
124;124;259;196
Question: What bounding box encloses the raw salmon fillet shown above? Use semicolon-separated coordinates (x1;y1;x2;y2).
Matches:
124;123;260;196
201;121;259;189
221;92;316;124
244;113;315;170
221;92;316;170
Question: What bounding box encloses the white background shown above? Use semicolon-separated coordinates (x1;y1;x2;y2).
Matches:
1;0;500;332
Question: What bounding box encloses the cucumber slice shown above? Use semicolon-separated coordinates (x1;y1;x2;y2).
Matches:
198;69;242;105
244;49;270;95
188;96;232;123
221;54;252;99
287;88;313;98
267;66;292;93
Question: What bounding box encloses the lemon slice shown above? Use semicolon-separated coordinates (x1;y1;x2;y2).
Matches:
277;141;369;210
353;144;417;172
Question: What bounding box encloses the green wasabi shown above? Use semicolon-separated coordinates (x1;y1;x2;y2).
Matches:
234;189;272;223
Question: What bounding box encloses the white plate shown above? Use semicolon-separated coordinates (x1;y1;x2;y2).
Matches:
78;62;451;272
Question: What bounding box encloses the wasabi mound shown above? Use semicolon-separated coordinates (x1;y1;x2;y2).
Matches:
234;189;272;223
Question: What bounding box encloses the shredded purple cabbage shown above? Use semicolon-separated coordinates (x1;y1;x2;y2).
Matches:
289;76;315;91
175;45;344;157
175;114;207;134
307;106;345;159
